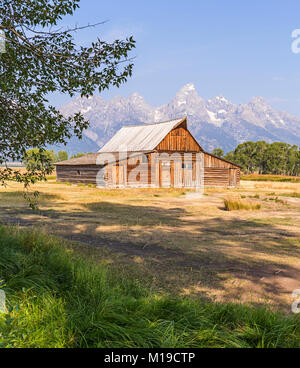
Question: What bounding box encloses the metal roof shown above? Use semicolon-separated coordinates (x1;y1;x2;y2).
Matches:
55;151;153;166
55;117;241;169
55;153;99;166
99;118;185;153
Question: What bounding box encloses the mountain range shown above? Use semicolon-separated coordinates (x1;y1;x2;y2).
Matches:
58;83;300;154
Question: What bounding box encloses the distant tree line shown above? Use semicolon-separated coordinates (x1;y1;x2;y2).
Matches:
211;141;300;176
23;150;92;172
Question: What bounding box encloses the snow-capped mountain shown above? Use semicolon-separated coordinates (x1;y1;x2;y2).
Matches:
60;83;300;153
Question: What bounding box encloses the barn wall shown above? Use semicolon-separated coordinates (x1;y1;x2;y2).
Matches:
237;169;240;186
203;153;240;187
56;151;240;188
204;152;238;169
111;152;204;189
56;165;100;184
105;154;155;188
204;168;229;186
156;126;202;152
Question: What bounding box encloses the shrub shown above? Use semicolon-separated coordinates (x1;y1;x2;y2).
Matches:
22;149;55;173
224;197;261;211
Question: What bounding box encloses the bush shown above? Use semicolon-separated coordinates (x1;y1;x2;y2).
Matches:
55;151;68;162
224;197;261;211
22;149;55;173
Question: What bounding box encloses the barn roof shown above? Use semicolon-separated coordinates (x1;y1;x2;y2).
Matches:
55;153;99;166
55;117;241;169
205;152;242;168
55;151;154;166
99;118;185;153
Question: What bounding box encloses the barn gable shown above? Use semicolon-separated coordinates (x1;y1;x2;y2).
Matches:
156;123;203;152
99;118;193;153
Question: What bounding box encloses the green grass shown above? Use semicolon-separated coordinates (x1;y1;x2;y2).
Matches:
224;198;261;211
241;175;300;183
249;194;260;199
266;192;300;199
0;226;299;348
281;192;300;199
267;197;287;204
0;191;63;203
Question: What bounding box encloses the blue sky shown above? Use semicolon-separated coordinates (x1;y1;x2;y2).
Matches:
52;0;300;116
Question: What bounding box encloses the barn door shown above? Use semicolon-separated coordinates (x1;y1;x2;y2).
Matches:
174;160;183;188
118;165;124;187
183;163;193;188
161;161;171;187
170;161;174;187
96;167;106;188
112;165;117;187
229;169;237;187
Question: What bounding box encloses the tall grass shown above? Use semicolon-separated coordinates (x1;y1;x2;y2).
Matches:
266;192;300;200
224;197;261;211
281;192;300;199
241;174;300;183
0;226;299;348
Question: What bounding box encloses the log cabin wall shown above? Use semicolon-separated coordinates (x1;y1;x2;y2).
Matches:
56;165;101;185
56;151;240;188
203;153;240;187
204;152;238;168
204;168;230;187
236;169;240;186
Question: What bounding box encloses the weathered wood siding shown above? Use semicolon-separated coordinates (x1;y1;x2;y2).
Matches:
204;152;238;168
56;118;240;188
105;152;204;189
56;165;101;184
105;154;154;188
203;152;240;187
56;151;240;188
204;168;229;186
156;126;202;152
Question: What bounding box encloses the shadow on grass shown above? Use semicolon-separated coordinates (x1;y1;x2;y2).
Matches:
0;196;299;309
0;191;64;202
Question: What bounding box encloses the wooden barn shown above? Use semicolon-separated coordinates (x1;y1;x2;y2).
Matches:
55;117;241;188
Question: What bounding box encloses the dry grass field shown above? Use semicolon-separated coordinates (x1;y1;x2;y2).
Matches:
0;178;299;312
241;174;300;183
